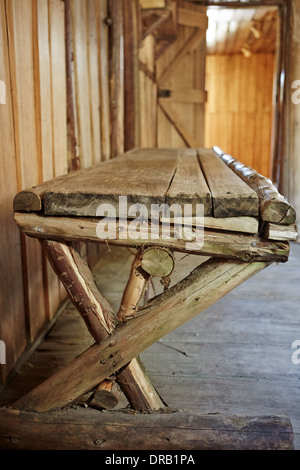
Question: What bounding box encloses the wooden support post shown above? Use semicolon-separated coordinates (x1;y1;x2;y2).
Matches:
40;240;165;412
109;0;124;157
13;257;271;412
124;0;140;151
116;247;166;411
117;247;150;321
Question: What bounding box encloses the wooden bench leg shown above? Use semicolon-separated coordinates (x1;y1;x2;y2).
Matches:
37;240;165;412
115;247;167;411
13;256;271;412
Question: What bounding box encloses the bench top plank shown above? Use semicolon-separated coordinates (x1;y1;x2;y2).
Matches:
165;148;212;216
198;148;259;218
14;147;259;220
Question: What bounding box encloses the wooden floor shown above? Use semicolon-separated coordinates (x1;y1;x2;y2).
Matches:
0;242;299;449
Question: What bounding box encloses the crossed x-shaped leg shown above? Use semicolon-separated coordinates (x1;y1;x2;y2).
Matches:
11;238;273;413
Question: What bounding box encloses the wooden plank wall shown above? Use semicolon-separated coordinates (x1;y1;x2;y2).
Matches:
0;0;111;384
139;34;157;148
205;53;275;178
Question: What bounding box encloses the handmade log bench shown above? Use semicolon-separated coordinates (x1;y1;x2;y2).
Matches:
12;147;297;424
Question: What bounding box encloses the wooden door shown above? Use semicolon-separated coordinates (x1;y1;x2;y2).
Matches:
156;1;208;148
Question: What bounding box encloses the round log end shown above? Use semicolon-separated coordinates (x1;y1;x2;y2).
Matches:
13;190;42;212
141;247;174;278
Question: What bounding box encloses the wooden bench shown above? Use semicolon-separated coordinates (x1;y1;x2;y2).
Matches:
12;147;297;421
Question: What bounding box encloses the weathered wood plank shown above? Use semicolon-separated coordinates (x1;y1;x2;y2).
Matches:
0;407;294;450
262;222;298;241
162;216;259;234
165;149;212;214
14;212;290;263
12;258;271;412
44;148;179;216
198;148;259;218
160;88;207;104
98;0;111;160
213;146;296;224
48;0;68;177
158;28;206;86
177;7;208;29
0;0;27;381
110;0;124;157
158;100;198;148
124;0;140;151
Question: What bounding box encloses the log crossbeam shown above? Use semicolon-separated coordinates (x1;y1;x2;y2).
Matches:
13;252;272;413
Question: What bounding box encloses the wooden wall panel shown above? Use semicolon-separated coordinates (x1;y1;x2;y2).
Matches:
98;0;111;160
110;0;124;158
0;0;27;383
205;53;275;178
87;0;102;165
34;0;62;320
71;0;93;168
0;0;112;383
156;1;207;148
48;0;68;178
6;0;47;341
139;34;157;148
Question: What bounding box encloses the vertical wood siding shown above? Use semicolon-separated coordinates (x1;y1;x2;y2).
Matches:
205;53;275;178
0;0;111;384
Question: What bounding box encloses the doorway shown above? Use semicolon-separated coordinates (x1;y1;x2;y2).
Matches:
204;5;279;178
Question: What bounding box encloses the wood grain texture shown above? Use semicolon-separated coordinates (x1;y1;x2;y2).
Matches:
165;148;212;214
198;148;259;218
87;0;102;164
71;0;93;168
124;0;140;151
0;0;27;382
42;240;117;341
110;0;124;157
262;223;298;241
158;28;206;86
163;216;259;234
48;0;68;177
6;0;47;341
0;407;293;450
40;149;179;216
205;53;275;178
14;211;290;263
139;34;157;148
14;147;261;220
98;0;111;160
35;0;62;319
156;1;207;148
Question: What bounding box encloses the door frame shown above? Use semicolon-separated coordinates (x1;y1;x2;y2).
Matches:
195;0;291;187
